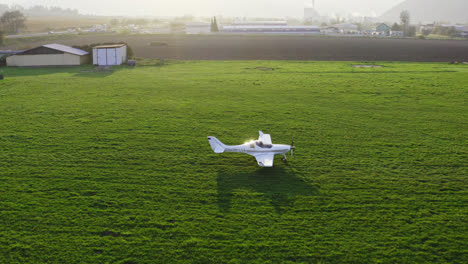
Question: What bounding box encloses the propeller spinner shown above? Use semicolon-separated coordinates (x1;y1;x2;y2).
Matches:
290;137;296;157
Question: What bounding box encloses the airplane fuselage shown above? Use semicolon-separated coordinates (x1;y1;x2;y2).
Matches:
207;131;294;167
223;142;291;156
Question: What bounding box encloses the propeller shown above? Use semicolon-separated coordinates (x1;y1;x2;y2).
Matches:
290;137;295;157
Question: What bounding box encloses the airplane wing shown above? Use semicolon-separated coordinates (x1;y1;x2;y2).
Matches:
258;131;272;144
253;153;274;167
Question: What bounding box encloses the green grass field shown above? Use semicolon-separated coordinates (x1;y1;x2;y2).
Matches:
0;61;467;263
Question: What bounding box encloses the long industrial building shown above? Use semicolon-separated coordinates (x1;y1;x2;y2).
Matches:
231;21;288;26
221;25;320;34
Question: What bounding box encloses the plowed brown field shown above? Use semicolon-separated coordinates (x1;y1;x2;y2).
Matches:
7;34;468;62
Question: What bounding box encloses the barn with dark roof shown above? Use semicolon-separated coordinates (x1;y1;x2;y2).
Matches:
6;43;89;67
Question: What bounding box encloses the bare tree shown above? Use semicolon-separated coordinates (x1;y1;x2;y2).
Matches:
211;16;219;32
400;10;410;36
1;10;26;34
400;10;410;26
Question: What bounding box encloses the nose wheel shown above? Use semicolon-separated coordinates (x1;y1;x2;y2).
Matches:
282;155;288;164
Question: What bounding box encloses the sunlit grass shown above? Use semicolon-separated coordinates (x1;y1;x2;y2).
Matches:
0;61;467;263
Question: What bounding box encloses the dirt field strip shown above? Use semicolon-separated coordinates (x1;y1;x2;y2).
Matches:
3;34;468;62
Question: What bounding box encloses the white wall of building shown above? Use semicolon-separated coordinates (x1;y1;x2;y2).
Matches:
93;46;127;66
6;53;85;66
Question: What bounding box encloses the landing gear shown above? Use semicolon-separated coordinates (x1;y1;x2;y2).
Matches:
282;155;288;164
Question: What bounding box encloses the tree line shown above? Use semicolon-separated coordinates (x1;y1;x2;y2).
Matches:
0;10;26;45
0;10;26;43
0;4;81;44
0;4;79;17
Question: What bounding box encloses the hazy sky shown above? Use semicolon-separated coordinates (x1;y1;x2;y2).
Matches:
1;0;406;17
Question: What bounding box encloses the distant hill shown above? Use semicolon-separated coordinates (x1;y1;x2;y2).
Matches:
380;0;468;24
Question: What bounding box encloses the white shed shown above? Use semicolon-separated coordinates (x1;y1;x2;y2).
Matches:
92;44;127;66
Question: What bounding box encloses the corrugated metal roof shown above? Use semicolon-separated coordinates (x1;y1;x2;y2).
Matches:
0;50;24;54
93;44;126;49
42;44;88;56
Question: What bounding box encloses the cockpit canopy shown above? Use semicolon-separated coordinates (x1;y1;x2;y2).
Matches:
256;141;273;149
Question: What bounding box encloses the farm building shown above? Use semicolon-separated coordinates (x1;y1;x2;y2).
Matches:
92;44;127;66
6;44;88;67
0;50;24;55
390;30;404;37
335;23;359;34
376;23;391;36
453;25;468;38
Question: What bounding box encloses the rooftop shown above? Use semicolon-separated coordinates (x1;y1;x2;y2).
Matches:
42;44;88;56
222;25;320;29
94;44;126;49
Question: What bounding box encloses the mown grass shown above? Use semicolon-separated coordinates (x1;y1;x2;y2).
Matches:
0;61;467;263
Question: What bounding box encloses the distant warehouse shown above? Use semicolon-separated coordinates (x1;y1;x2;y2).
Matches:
6;44;89;67
221;25;320;34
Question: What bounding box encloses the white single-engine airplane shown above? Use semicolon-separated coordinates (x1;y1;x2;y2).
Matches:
207;131;295;167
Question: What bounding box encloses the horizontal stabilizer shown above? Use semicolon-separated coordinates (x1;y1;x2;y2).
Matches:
207;136;226;153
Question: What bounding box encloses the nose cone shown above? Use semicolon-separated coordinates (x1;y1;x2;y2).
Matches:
273;144;291;152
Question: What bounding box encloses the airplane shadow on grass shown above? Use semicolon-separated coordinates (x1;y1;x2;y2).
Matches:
217;166;320;214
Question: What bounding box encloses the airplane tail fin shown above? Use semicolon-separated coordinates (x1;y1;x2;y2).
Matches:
207;136;226;153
